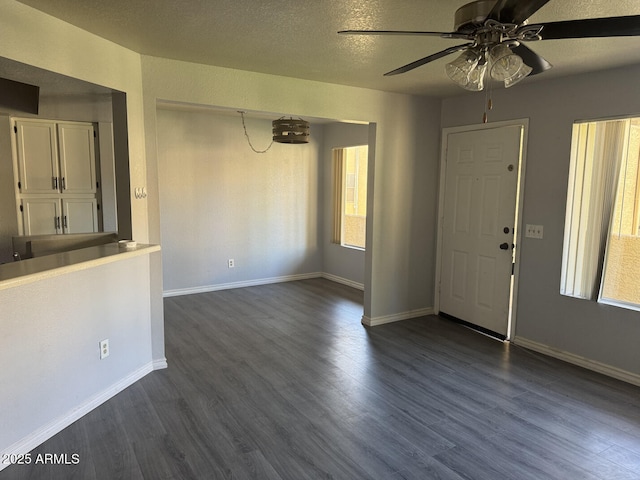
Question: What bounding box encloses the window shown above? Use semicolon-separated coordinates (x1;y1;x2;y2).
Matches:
332;145;368;249
561;117;640;309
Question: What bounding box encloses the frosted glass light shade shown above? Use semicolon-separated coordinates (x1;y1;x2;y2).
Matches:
504;63;533;88
465;62;487;91
445;50;484;91
490;44;522;80
489;44;532;88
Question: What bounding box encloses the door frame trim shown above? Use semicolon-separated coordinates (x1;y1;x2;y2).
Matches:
434;119;529;341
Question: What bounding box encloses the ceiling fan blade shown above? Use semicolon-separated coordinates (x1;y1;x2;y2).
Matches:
338;29;471;40
384;43;474;76
487;0;551;24
511;44;552;75
533;15;640;40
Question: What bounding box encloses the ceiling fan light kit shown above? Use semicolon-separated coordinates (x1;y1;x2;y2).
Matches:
339;0;640;93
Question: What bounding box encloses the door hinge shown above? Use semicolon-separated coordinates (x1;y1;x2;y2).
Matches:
512;262;515;275
97;203;101;210
13;125;17;134
17;181;21;190
19;204;23;212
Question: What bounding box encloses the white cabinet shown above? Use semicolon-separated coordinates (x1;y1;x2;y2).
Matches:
13;118;100;236
15;121;59;194
57;123;97;194
21;197;60;235
21;197;99;235
62;197;99;234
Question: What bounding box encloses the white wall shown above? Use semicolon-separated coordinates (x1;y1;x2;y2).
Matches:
442;65;640;379
142;56;442;323
157;107;323;294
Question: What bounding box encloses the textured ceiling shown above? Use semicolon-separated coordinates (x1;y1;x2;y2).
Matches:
13;0;640;96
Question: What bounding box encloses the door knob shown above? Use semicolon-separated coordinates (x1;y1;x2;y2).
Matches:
499;242;510;250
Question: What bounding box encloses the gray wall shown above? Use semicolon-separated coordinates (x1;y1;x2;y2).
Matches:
157;107;324;294
0;3;160;462
322;122;369;287
442;65;640;376
0;115;16;263
0;253;155;454
142;56;441;324
157;111;374;294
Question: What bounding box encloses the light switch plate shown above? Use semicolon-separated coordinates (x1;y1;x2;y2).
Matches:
525;224;544;239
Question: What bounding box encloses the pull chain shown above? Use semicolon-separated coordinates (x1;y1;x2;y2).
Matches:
239;111;273;153
483;76;493;124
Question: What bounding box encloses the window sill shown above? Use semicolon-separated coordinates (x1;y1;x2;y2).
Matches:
341;244;365;252
598;297;640;313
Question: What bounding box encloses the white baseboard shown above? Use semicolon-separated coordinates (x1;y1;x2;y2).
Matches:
513;336;640;387
0;362;155;471
362;307;435;327
321;273;364;291
163;272;323;297
153;358;168;370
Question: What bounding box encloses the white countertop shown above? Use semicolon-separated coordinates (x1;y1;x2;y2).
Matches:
0;242;161;291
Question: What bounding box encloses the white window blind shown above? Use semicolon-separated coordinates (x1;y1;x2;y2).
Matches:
561;119;628;300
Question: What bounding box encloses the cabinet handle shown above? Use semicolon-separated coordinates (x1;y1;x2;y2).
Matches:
61;177;66;190
63;215;68;229
55;216;61;230
53;176;58;190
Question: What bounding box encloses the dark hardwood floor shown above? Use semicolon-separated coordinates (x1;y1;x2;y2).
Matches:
3;278;640;479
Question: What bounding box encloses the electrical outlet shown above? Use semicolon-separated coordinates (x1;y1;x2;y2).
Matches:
100;339;110;359
525;224;544;239
228;259;235;268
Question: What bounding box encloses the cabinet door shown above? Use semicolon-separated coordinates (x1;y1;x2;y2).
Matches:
62;198;98;234
22;198;61;235
57;123;97;194
15;120;59;194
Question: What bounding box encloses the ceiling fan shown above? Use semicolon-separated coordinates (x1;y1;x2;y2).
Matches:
339;0;640;91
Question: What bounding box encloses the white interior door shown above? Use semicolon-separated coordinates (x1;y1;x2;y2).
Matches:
439;125;523;338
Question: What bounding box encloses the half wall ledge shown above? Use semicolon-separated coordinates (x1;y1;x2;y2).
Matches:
0;243;161;291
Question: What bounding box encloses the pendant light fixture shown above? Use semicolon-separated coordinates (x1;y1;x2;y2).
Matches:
239;111;310;153
272;117;310;144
